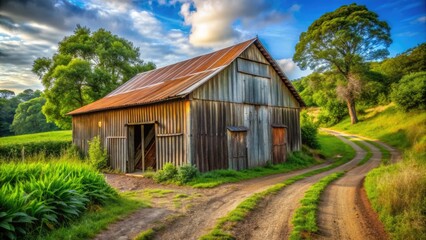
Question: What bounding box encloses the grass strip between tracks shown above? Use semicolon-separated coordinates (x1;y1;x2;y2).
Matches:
365;140;391;165
347;137;373;166
199;151;354;240
289;171;345;240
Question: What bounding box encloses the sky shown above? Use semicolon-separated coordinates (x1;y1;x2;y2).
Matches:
0;0;425;93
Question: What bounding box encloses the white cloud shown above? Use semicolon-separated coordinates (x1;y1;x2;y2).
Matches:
416;16;426;23
289;4;301;12
180;0;290;47
276;58;312;80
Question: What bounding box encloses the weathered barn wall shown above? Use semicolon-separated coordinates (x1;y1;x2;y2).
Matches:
189;100;300;172
190;44;301;172
72;100;188;172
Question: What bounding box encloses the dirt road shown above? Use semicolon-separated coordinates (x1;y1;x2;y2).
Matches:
98;162;329;240
230;131;366;240
97;130;395;240
316;134;388;240
153;163;329;240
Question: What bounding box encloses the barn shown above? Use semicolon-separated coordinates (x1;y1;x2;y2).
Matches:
69;38;305;173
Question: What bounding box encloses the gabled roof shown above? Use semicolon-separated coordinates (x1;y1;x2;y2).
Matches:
69;38;305;115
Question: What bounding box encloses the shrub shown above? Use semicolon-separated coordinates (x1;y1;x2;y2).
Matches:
88;136;108;170
0;161;117;240
391;72;426;111
153;163;177;183
177;165;199;183
0;141;71;160
301;111;320;149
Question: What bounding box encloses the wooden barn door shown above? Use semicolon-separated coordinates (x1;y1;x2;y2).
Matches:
272;126;287;164
227;129;248;170
127;123;156;172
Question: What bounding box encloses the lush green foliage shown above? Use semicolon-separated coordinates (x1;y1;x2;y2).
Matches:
0;161;117;239
153;163;199;184
0;131;72;159
300;111;320;149
39;193;149;240
87;136;108;170
10;96;58;135
390;72;426;111
294;3;391;124
32;26;156;129
290;172;345;240
0;89;42;137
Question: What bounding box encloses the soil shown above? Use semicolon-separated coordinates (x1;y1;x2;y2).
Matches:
95;130;399;240
230;131;366;240
316;138;389;240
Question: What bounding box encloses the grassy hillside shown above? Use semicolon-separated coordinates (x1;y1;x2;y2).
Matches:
332;104;425;151
0;130;72;145
331;104;426;240
0;130;72;159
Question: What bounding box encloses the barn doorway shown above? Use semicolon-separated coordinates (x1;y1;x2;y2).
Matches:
127;123;156;172
272;125;287;164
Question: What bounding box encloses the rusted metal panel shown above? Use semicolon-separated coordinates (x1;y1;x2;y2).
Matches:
69;39;256;115
72;100;188;172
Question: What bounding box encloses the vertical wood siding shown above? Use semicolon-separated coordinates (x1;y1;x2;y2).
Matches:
190;43;302;171
72;100;188;172
190;100;300;172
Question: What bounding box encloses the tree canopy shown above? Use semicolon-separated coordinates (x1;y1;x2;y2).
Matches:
293;4;391;124
33;26;156;129
10;96;58;135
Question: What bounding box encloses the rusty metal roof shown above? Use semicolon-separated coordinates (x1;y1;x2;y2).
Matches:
69;38;305;115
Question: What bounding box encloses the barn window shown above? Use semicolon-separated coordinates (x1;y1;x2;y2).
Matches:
237;58;270;78
271;125;287;164
227;126;248;170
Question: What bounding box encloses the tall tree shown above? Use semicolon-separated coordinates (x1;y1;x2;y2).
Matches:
33;26;156;129
10;96;58;135
293;4;391;124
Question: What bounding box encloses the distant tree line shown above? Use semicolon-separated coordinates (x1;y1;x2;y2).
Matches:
0;26;155;137
0;89;58;136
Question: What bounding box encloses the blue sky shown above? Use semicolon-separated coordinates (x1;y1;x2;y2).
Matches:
0;0;425;93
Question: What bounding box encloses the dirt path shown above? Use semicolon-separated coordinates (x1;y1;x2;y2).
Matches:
153;163;329;240
316;135;389;240
97;163;329;240
230;131;366;240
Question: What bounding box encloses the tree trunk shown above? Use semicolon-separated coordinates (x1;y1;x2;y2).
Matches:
346;98;358;124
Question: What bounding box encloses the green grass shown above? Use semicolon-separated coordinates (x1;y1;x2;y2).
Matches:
330;104;426;239
290;172;345;240
188;151;319;188
348;138;373;166
0;130;72;159
317;131;354;161
37;195;149;240
134;228;155;240
199;132;355;239
332;104;426;150
365;140;391;165
365;152;426;240
0;130;72;145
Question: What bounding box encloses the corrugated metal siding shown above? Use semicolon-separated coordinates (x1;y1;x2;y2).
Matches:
72;100;188;172
190;100;301;172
